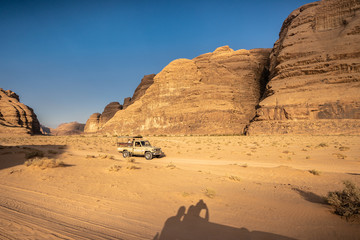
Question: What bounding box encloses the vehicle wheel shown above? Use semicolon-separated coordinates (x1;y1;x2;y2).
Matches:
123;151;129;158
145;152;153;160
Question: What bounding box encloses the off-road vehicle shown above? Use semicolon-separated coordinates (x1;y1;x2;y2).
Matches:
117;136;163;160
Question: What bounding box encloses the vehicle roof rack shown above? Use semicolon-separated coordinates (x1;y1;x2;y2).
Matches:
117;135;143;138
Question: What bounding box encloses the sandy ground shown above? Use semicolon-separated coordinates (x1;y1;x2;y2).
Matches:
0;135;359;240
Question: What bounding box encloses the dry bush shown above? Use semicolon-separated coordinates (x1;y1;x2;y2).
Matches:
127;164;141;170
204;188;216;198
327;181;360;220
339;146;350;151
108;165;122;172
166;162;176;169
25;150;44;159
128;158;136;163
24;157;65;170
309;169;320;176
228;175;241;181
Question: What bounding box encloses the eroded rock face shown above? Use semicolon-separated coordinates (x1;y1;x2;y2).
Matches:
0;88;41;135
247;0;360;135
52;122;85;136
101;46;270;135
84;113;101;133
84;102;122;133
123;74;156;109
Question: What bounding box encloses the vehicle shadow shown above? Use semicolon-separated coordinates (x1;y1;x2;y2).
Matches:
0;144;68;170
154;200;297;240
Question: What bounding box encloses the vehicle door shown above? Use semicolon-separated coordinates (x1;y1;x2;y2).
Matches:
133;141;144;155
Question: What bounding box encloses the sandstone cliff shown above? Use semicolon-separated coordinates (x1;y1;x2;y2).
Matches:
51;122;85;136
0;88;41;135
101;46;270;135
84;102;122;133
246;0;360;135
123;74;156;109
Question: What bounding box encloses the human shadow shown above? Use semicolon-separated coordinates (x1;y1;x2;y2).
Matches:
0;144;69;170
292;188;327;205
154;200;297;240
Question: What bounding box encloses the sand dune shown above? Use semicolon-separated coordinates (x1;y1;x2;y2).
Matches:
0;135;359;239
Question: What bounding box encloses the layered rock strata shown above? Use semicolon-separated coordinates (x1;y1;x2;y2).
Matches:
247;0;360;135
84;102;122;133
0;88;41;135
101;46;270;135
123;74;156;109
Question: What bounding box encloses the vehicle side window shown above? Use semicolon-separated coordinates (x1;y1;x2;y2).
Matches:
135;142;141;147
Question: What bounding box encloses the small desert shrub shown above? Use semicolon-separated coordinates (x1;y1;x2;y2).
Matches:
108;165;122;172
167;162;176;169
317;143;328;148
241;163;248;168
204;188;216;198
333;153;347;159
228;175;241;182
128;158;136;163
339;146;350;151
127;165;141;170
309;169;320;176
24;157;65;169
25;150;44;159
327;181;360;220
86;155;96;159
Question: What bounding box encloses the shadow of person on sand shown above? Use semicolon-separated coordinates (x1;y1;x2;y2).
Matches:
154;199;297;240
0;144;69;170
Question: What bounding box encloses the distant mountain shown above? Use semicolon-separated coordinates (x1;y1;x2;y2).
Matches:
51;122;85;136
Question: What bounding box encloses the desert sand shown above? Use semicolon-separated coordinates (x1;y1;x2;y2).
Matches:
0;134;359;239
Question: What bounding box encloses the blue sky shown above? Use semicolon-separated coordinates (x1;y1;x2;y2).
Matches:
0;0;315;128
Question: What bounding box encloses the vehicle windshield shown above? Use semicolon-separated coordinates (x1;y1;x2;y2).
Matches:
141;141;151;147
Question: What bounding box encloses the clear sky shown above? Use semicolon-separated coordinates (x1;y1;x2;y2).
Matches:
1;0;315;128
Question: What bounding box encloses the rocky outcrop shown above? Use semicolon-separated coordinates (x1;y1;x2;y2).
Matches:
85;74;156;133
84;113;101;133
246;0;360;135
84;102;122;133
100;46;270;135
123;74;156;109
51;122;85;136
0;88;41;135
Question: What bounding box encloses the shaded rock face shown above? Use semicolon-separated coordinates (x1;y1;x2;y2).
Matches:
123;74;156;109
101;46;270;135
84;102;122;133
52;122;85;136
247;0;360;135
0;88;41;135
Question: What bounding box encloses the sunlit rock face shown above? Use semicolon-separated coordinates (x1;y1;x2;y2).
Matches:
247;0;360;135
84;101;122;133
0;88;41;135
101;46;270;135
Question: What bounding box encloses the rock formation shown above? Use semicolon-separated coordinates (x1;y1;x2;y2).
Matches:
84;102;122;133
100;46;270;135
246;0;360;135
123;74;156;109
51;122;85;136
0;88;41;135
